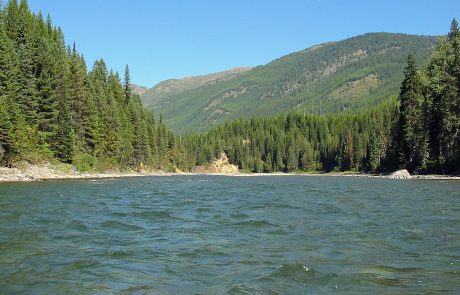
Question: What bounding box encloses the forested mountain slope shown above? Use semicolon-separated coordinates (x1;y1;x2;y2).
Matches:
141;67;252;109
142;33;438;133
181;21;460;174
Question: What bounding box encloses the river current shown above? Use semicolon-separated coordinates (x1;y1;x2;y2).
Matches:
0;176;459;294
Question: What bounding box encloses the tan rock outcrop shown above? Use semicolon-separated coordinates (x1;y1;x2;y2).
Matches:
193;154;239;174
388;169;412;179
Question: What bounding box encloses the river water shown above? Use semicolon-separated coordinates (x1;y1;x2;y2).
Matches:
0;176;459;294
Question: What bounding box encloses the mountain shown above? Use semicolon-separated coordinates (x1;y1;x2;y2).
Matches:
141;67;252;109
141;33;438;133
130;84;149;95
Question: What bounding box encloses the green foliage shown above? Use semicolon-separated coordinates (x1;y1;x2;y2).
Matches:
93;157;120;172
181;15;460;175
1;0;457;176
180;20;460;175
73;152;96;172
395;54;427;171
142;33;438;133
53;162;73;174
423;19;460;173
387;19;460;174
181;101;398;173
0;0;175;170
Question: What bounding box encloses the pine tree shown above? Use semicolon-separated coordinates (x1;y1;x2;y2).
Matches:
5;0;18;40
447;19;460;171
368;130;382;172
448;18;459;41
0;10;21;163
426;20;460;171
53;95;74;163
0;15;18;98
0;1;177;169
14;3;37;123
395;54;426;171
35;35;56;136
124;64;132;103
0;1;4;25
68;43;88;147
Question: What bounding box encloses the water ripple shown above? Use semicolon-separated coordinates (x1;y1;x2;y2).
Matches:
0;175;459;294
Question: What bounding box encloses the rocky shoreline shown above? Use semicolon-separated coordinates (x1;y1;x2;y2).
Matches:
233;171;460;180
0;165;458;183
0;163;171;182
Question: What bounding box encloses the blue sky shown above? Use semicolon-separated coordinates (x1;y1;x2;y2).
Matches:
27;0;460;87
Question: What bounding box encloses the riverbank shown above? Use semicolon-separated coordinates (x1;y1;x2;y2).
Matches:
0;163;172;182
1;164;459;182
232;171;460;180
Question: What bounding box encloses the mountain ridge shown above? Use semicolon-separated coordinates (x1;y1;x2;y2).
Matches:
141;32;439;133
130;84;149;95
141;67;253;109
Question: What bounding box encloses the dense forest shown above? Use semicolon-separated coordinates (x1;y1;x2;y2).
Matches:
395;20;460;173
0;0;177;171
0;0;458;175
183;20;460;174
182;102;398;173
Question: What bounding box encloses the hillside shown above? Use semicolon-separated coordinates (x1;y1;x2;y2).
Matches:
182;20;460;175
130;84;149;95
141;33;438;133
141;67;252;109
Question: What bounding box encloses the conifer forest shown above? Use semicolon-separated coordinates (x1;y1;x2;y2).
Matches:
0;0;458;175
183;21;460;174
0;0;177;171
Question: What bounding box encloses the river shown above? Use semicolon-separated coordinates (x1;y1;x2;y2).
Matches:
0;176;459;294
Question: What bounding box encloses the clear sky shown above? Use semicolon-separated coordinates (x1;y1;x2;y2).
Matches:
27;0;460;87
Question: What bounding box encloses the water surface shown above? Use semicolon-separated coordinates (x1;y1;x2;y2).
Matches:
0;176;459;294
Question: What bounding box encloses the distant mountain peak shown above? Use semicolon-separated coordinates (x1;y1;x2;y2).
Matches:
130;84;149;95
141;67;253;108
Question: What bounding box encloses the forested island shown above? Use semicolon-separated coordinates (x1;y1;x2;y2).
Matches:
0;0;459;179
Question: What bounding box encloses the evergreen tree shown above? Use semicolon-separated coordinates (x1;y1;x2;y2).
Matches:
426;20;460;171
5;0;18;40
14;4;37;123
53;95;74;163
0;16;18;98
0;1;177;169
447;19;460;171
68;43;88;147
395;54;426;171
124;64;131;103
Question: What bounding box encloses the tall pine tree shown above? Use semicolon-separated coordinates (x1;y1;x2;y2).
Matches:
395;54;426;171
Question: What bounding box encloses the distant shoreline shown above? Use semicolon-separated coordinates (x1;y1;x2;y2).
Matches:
1;164;459;183
232;172;460;180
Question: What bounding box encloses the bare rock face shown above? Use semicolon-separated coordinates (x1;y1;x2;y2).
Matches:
193;154;239;174
388;169;412;179
130;84;149;95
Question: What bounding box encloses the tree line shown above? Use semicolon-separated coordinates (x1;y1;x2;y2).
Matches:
0;0;177;171
395;19;460;173
1;0;458;175
182;20;460;175
181;102;397;173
